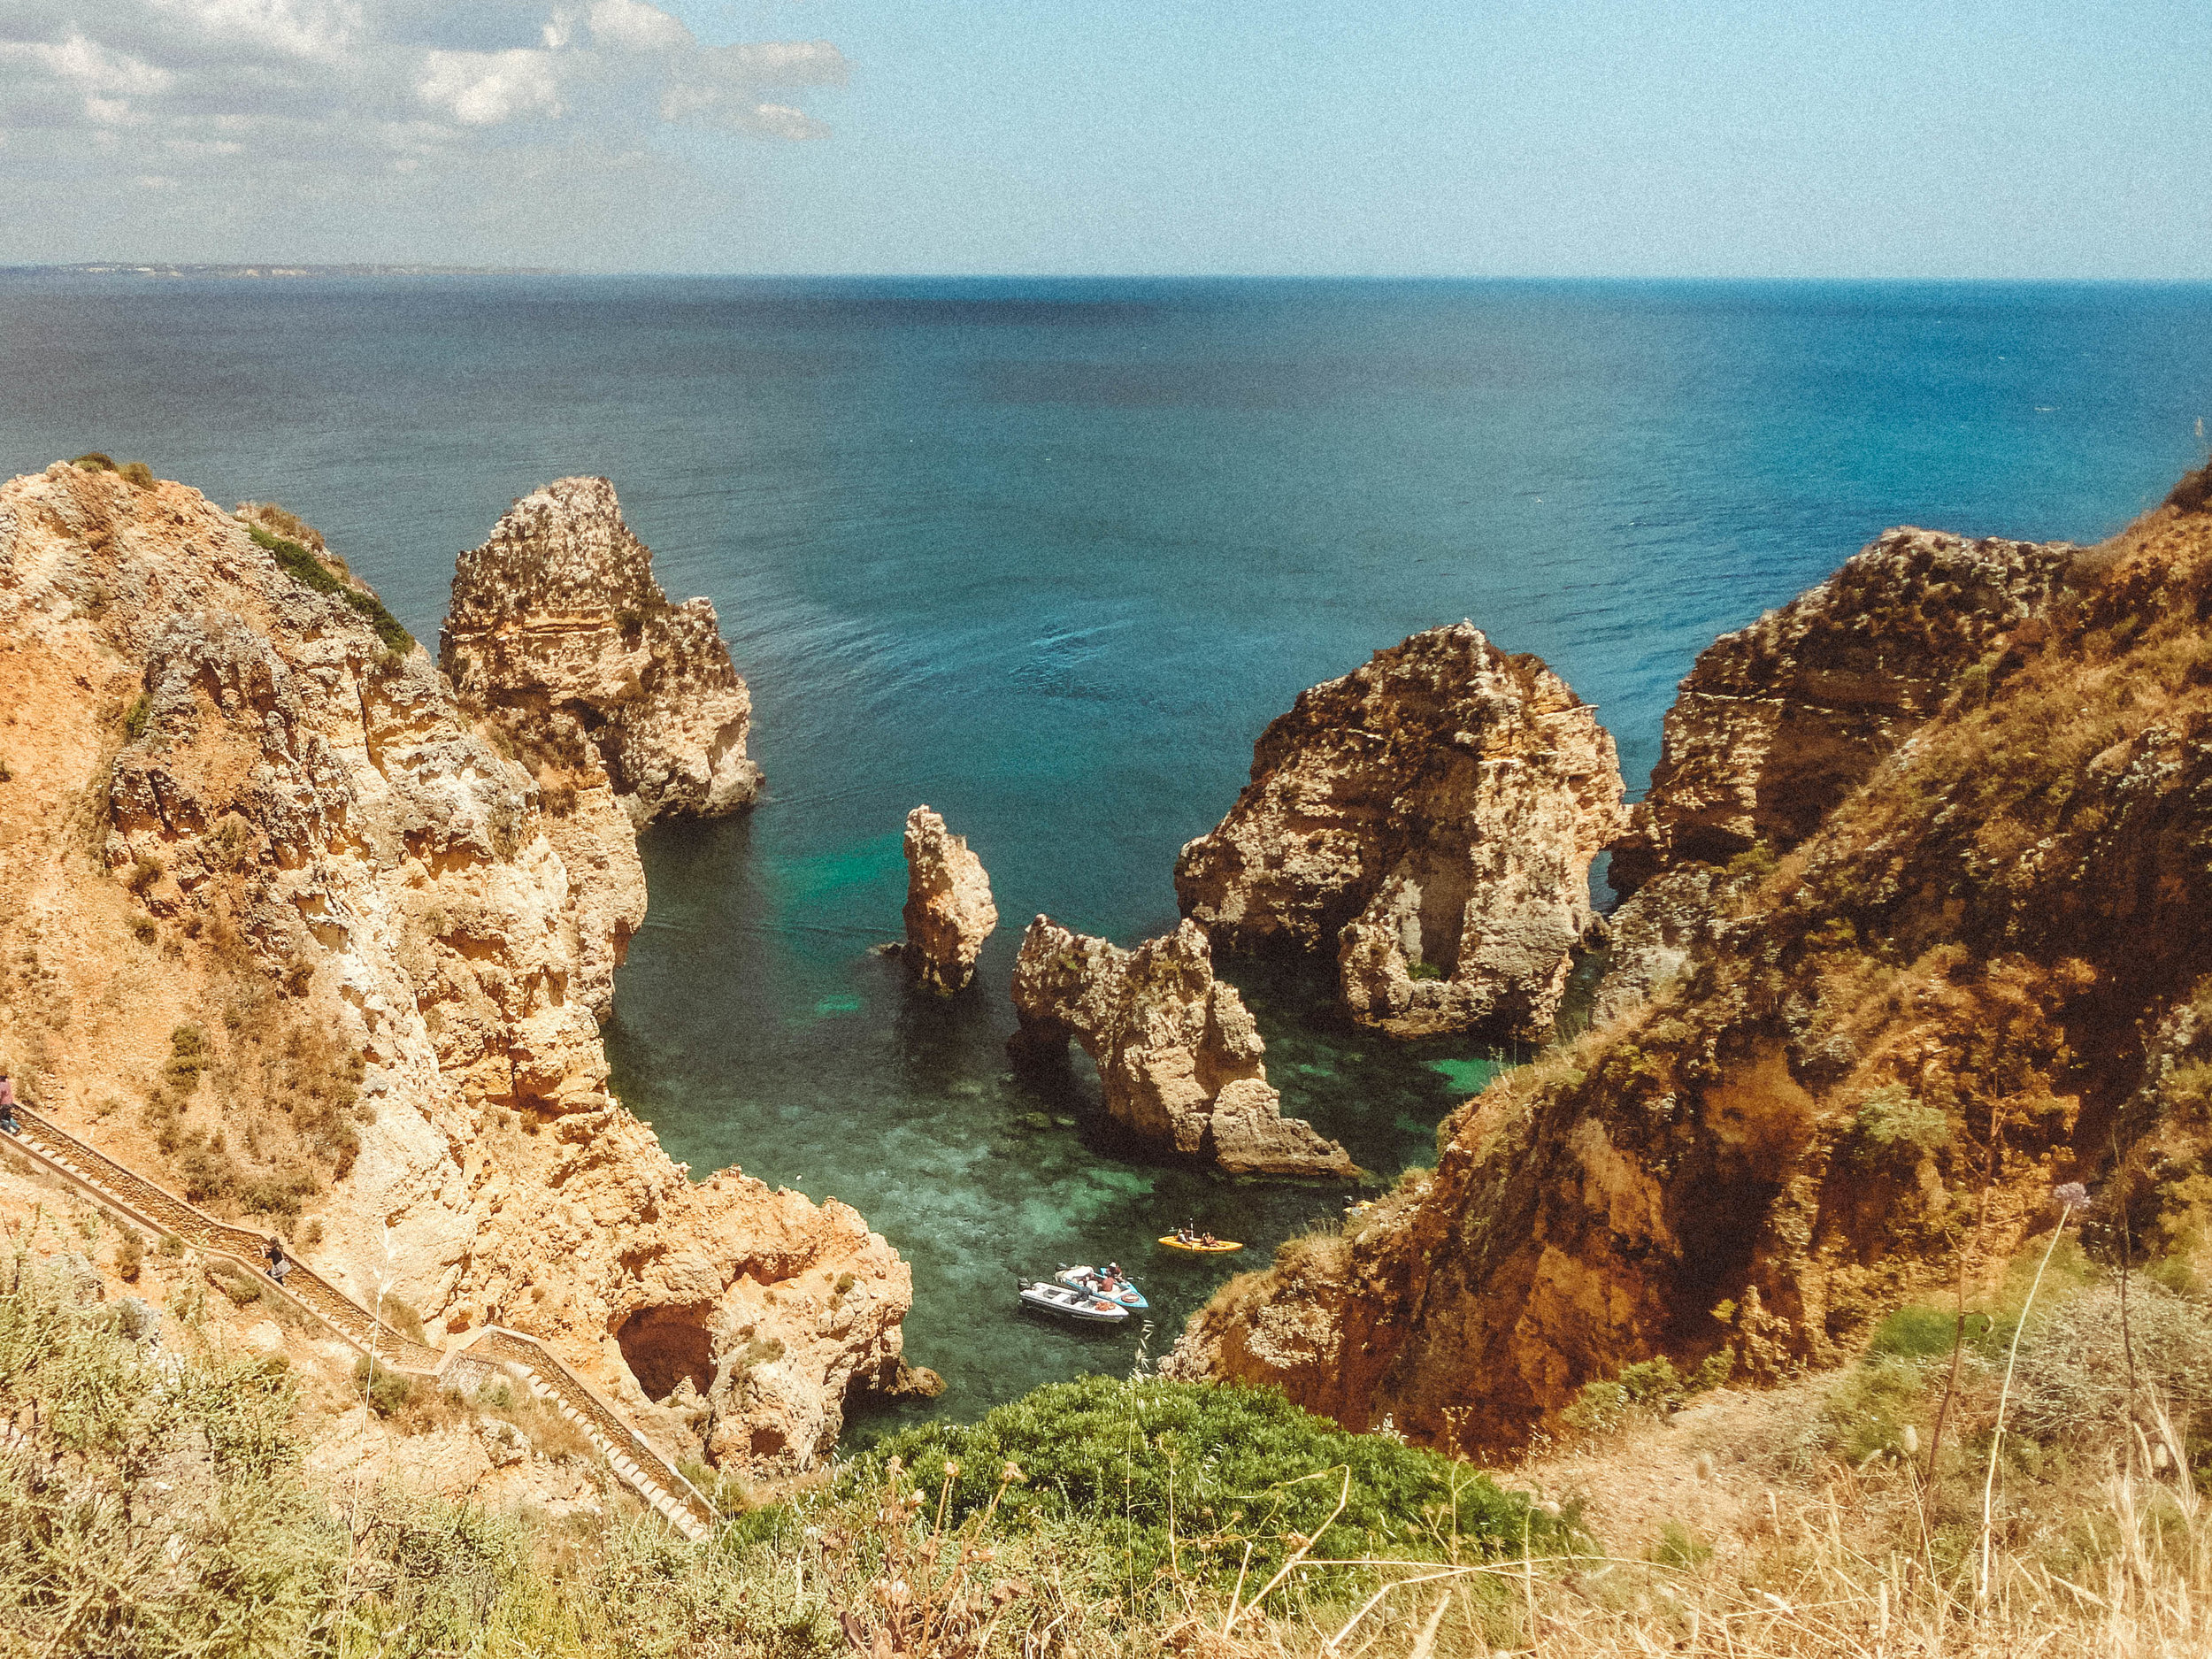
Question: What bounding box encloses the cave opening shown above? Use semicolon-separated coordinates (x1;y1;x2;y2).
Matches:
615;1303;716;1402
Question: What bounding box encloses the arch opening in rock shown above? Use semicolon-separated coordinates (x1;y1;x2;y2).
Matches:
616;1302;716;1402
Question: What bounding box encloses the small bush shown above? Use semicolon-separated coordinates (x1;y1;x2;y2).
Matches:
353;1355;421;1417
129;916;157;945
115;1229;143;1283
124;855;165;895
157;1232;185;1258
1867;1302;1958;1361
855;1375;1571;1596
1851;1085;1950;1156
210;1261;263;1307
1651;1519;1713;1571
1407;960;1445;982
379;1296;426;1345
118;461;156;489
122;694;151;741
71;451;116;472
240;1171;319;1217
178;1141;245;1207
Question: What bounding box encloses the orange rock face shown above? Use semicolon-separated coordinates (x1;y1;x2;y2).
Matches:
0;463;908;1476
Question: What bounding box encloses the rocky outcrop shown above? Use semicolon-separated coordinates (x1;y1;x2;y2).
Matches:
1176;623;1626;1041
1167;490;2212;1456
1609;527;2075;895
1010;918;1354;1177
0;463;906;1478
441;476;762;828
901;806;996;995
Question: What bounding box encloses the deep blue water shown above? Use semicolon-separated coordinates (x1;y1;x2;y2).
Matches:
4;276;2207;1428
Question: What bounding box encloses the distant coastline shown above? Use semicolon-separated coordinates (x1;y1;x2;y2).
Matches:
1;262;563;280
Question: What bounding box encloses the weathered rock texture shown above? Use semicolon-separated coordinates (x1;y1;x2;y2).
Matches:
1609;528;2075;895
441;476;761;828
1176;623;1627;1041
1168;489;2212;1456
901;806;996;995
0;463;906;1477
1010;918;1354;1177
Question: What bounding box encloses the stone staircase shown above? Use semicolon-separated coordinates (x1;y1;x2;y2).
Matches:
5;1105;716;1540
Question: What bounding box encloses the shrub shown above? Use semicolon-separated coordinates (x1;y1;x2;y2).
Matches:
353;1354;420;1417
1850;1085;1950;1156
1563;1356;1696;1434
1407;960;1445;981
122;693;151;741
1651;1519;1713;1571
70;452;117;472
114;1229;143;1284
1867;1302;1958;1361
246;523;413;655
379;1296;427;1344
178;1141;244;1206
118;461;155;489
124;855;164;895
128;916;157;945
853;1375;1571;1595
240;1171;319;1217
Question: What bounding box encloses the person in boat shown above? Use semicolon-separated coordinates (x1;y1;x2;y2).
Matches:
1104;1260;1124;1285
1199;1231;1218;1248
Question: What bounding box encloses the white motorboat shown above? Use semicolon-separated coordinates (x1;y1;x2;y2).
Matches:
1018;1279;1129;1323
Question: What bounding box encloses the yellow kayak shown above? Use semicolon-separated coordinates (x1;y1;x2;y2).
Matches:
1158;1234;1243;1254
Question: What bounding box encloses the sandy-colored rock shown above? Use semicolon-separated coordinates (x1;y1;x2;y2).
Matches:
1177;623;1626;1041
1609;527;2075;894
0;463;906;1478
1168;496;2212;1460
901;806;996;995
1009;917;1353;1177
441;475;762;828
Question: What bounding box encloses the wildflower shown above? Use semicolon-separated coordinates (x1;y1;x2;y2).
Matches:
1001;1460;1025;1483
943;1459;960;1478
2055;1181;2088;1208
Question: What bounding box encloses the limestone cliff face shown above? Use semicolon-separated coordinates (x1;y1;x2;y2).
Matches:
1010;918;1354;1178
441;476;762;828
1170;490;2212;1455
901;806;996;995
1176;623;1626;1042
1609;527;2075;895
0;463;905;1477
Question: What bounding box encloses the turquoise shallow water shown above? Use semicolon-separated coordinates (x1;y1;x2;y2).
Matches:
3;275;2208;1428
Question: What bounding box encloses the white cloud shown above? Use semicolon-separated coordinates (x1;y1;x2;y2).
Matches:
418;46;560;126
0;1;849;261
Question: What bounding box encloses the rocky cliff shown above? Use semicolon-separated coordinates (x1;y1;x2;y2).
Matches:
1169;488;2212;1455
0;462;906;1477
1608;527;2075;895
901;805;997;995
441;476;762;827
1010;917;1355;1177
1176;623;1626;1041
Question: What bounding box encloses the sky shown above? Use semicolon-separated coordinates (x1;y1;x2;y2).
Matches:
1;0;2208;277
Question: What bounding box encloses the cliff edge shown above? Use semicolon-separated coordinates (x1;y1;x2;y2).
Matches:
1169;489;2212;1455
0;462;904;1476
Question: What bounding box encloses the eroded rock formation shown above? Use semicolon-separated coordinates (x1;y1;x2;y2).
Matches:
0;463;905;1477
1176;623;1626;1041
1608;527;2075;895
1010;917;1354;1177
441;476;762;828
1168;493;2212;1457
901;805;996;995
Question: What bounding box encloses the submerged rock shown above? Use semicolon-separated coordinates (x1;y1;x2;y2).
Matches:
441;475;763;826
901;805;997;995
1176;622;1626;1042
1009;917;1354;1177
1608;526;2075;895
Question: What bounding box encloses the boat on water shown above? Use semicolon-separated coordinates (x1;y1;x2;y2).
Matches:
1018;1279;1130;1323
1158;1234;1243;1254
1056;1265;1148;1310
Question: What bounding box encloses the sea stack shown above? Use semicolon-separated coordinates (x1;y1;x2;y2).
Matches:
1176;622;1626;1042
1010;917;1355;1177
441;475;763;826
901;806;997;995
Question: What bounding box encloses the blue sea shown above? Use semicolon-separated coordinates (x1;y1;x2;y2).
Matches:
4;275;2207;1429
